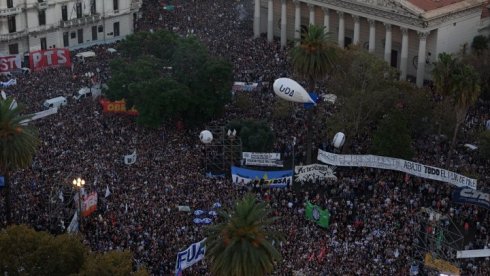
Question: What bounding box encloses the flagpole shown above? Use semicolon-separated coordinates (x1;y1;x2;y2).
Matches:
72;177;85;232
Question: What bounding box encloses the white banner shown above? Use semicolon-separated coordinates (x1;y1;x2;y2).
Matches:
124;150;137;165
317;149;477;189
20;107;58;125
456;249;490;258
175;238;206;273
295;164;337;183
242;152;283;167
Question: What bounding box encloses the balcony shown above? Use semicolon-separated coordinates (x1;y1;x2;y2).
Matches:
0;6;23;16
36;1;48;10
29;23;59;35
60;14;101;28
0;30;28;42
131;0;142;10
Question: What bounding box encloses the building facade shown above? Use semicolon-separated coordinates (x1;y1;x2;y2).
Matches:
254;0;490;87
0;0;141;56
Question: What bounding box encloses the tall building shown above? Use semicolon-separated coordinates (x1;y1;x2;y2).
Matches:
254;0;490;87
0;0;142;56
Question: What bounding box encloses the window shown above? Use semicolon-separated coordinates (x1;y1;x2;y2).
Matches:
61;5;68;21
37;0;44;2
8;44;19;55
63;32;69;47
113;22;120;37
76;3;82;18
77;29;83;44
7;0;14;9
113;0;118;11
98;25;103;32
92;26;97;40
40;37;47;50
91;0;97;15
8;16;16;33
38;10;46;26
71;32;76;39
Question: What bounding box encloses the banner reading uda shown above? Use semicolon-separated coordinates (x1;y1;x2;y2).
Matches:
29;48;71;71
231;166;292;188
82;192;98;217
99;98;139;115
317;149;477;189
175;238;206;273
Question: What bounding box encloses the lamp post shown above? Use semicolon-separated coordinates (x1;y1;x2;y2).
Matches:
227;129;237;167
292;136;297;172
72;177;85;232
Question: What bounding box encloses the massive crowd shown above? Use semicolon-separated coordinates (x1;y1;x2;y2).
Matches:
1;0;489;275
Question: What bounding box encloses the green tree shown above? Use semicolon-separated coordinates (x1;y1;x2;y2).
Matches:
206;194;283;276
226;120;274;152
0;99;38;224
471;35;488;56
371;110;414;159
290;24;337;163
432;54;481;167
0;225;148;275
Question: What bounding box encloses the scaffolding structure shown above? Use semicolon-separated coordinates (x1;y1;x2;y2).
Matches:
204;124;242;175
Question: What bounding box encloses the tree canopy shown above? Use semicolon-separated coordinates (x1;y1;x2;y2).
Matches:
0;225;148;275
226;120;275;152
106;30;233;127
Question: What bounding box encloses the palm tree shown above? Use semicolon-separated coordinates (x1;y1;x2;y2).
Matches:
205;194;283;276
290;24;337;163
0;98;38;224
432;54;481;167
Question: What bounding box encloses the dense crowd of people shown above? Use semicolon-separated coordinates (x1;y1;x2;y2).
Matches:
1;0;489;275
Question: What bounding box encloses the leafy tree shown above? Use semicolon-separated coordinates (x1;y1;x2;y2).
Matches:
226;120;274;152
0;225;148;275
206;194;283;276
432;53;481;167
106;30;233;127
371;110;414;159
0;99;38;224
290;24;337;163
471;35;488;55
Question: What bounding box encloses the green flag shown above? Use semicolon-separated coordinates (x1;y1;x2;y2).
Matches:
305;201;330;228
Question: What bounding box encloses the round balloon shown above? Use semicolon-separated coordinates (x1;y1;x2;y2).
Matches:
200;130;213;144
273;78;315;104
332;132;345;148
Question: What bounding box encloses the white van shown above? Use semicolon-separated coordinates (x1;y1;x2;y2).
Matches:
75;51;96;63
43;96;67;109
73;85;101;101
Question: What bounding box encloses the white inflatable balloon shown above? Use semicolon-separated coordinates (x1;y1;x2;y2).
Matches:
273;78;315;104
199;130;213;144
332;132;345;149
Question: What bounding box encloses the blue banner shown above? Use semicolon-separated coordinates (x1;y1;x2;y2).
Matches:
231;166;293;188
452;188;489;210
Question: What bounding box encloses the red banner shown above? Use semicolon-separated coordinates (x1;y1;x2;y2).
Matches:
0;55;22;73
99;98;139;115
29;48;71;71
82;192;98;217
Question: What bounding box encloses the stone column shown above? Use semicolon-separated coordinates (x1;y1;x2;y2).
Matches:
309;4;315;25
353;15;360;44
416;31;429;87
280;0;287;48
294;0;301;40
384;23;392;63
267;0;274;42
337;11;345;48
254;0;261;38
368;19;376;53
322;7;330;33
400;27;409;81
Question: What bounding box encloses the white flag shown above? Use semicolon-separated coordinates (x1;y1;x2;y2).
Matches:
124;150;137;165
105;185;111;198
67;212;79;233
125;203;128;213
59;190;64;202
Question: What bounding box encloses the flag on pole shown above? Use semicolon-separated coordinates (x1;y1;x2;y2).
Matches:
105;185;111;198
59;190;64;202
124;150;137;165
125;203;128;213
305;201;330;228
67;212;79;233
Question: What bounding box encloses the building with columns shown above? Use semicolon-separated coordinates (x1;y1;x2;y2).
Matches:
0;0;141;56
254;0;490;87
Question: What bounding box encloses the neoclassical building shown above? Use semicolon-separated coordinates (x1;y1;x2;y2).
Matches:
254;0;490;87
0;0;141;55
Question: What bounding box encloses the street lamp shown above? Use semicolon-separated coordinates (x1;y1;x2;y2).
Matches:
292;136;297;172
227;129;237;167
72;177;85;232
